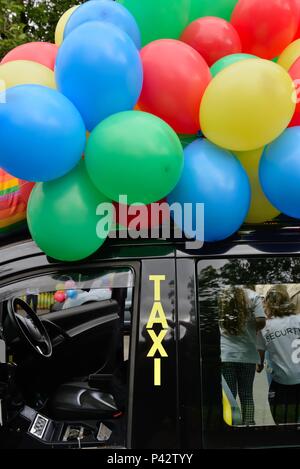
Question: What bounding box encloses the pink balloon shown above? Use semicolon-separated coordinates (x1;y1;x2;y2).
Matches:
1;42;59;70
65;280;76;289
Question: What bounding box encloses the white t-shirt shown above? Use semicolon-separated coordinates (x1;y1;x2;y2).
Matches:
221;289;266;365
257;315;300;385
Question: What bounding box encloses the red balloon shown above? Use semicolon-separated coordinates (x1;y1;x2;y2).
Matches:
180;17;242;67
288;112;300;127
292;0;300;39
18;180;35;205
1;42;59;70
114;199;169;230
138;40;211;135
231;0;298;60
288;56;300;126
54;291;66;303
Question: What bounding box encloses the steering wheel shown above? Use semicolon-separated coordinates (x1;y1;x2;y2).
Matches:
7;298;52;359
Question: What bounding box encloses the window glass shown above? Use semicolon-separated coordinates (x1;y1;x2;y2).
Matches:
198;257;300;429
0;266;136;446
0;269;133;317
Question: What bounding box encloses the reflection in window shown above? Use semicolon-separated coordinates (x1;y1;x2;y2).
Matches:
0;269;133;317
198;257;300;428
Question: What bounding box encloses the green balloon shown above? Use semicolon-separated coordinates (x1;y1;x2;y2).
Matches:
117;0;192;46
189;0;238;22
211;53;257;77
85;111;184;205
28;162;113;261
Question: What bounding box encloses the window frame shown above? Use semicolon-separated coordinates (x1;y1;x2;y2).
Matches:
0;258;141;450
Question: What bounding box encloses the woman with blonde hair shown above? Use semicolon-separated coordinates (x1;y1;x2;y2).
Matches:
219;286;266;426
257;285;300;424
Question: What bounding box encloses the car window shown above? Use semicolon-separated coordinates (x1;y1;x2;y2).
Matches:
0;265;137;447
0;268;133;317
198;257;300;445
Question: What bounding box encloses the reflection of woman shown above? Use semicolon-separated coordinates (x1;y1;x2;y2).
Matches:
219;287;266;425
257;285;300;424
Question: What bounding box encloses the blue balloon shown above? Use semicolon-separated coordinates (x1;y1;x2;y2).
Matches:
55;21;143;132
0;85;86;182
260;127;300;219
64;0;141;49
168;139;251;242
67;290;78;299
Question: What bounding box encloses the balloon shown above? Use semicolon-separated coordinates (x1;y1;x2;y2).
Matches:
231;0;298;60
292;0;300;39
27;162;113;262
0;60;56;93
67;290;78;299
200;59;295;151
117;0;192;46
278;39;300;70
56;22;143;132
65;280;76;289
289;112;300;127
180;17;242;67
0;85;86;182
234;148;280;224
1;42;58;71
138;39;211;135
114;199;169;230
168;139;250;242
288;57;300;126
85;111;184;205
55;6;79;46
54;291;66;303
211;53;256;77
189;0;238;22
64;0;141;49
260;127;300;219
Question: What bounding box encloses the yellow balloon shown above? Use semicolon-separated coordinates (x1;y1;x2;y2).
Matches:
55;6;79;46
278;39;300;71
234;148;280;224
200;59;295;152
0;60;56;93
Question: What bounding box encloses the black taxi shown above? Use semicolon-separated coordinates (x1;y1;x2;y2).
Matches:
1;221;300;449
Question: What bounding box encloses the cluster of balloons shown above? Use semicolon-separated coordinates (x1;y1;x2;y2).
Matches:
54;279;78;303
1;0;300;260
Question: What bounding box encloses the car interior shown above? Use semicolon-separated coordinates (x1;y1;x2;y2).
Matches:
0;268;134;448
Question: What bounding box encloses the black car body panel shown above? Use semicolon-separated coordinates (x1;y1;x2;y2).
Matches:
1;223;300;449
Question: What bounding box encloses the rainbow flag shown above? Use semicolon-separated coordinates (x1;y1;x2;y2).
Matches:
0;168;28;235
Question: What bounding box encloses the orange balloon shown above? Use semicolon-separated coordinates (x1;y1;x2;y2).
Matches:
138;39;211;135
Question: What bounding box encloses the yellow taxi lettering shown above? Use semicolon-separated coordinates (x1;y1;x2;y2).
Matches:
147;275;168;386
147;329;168;357
146;301;168;330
